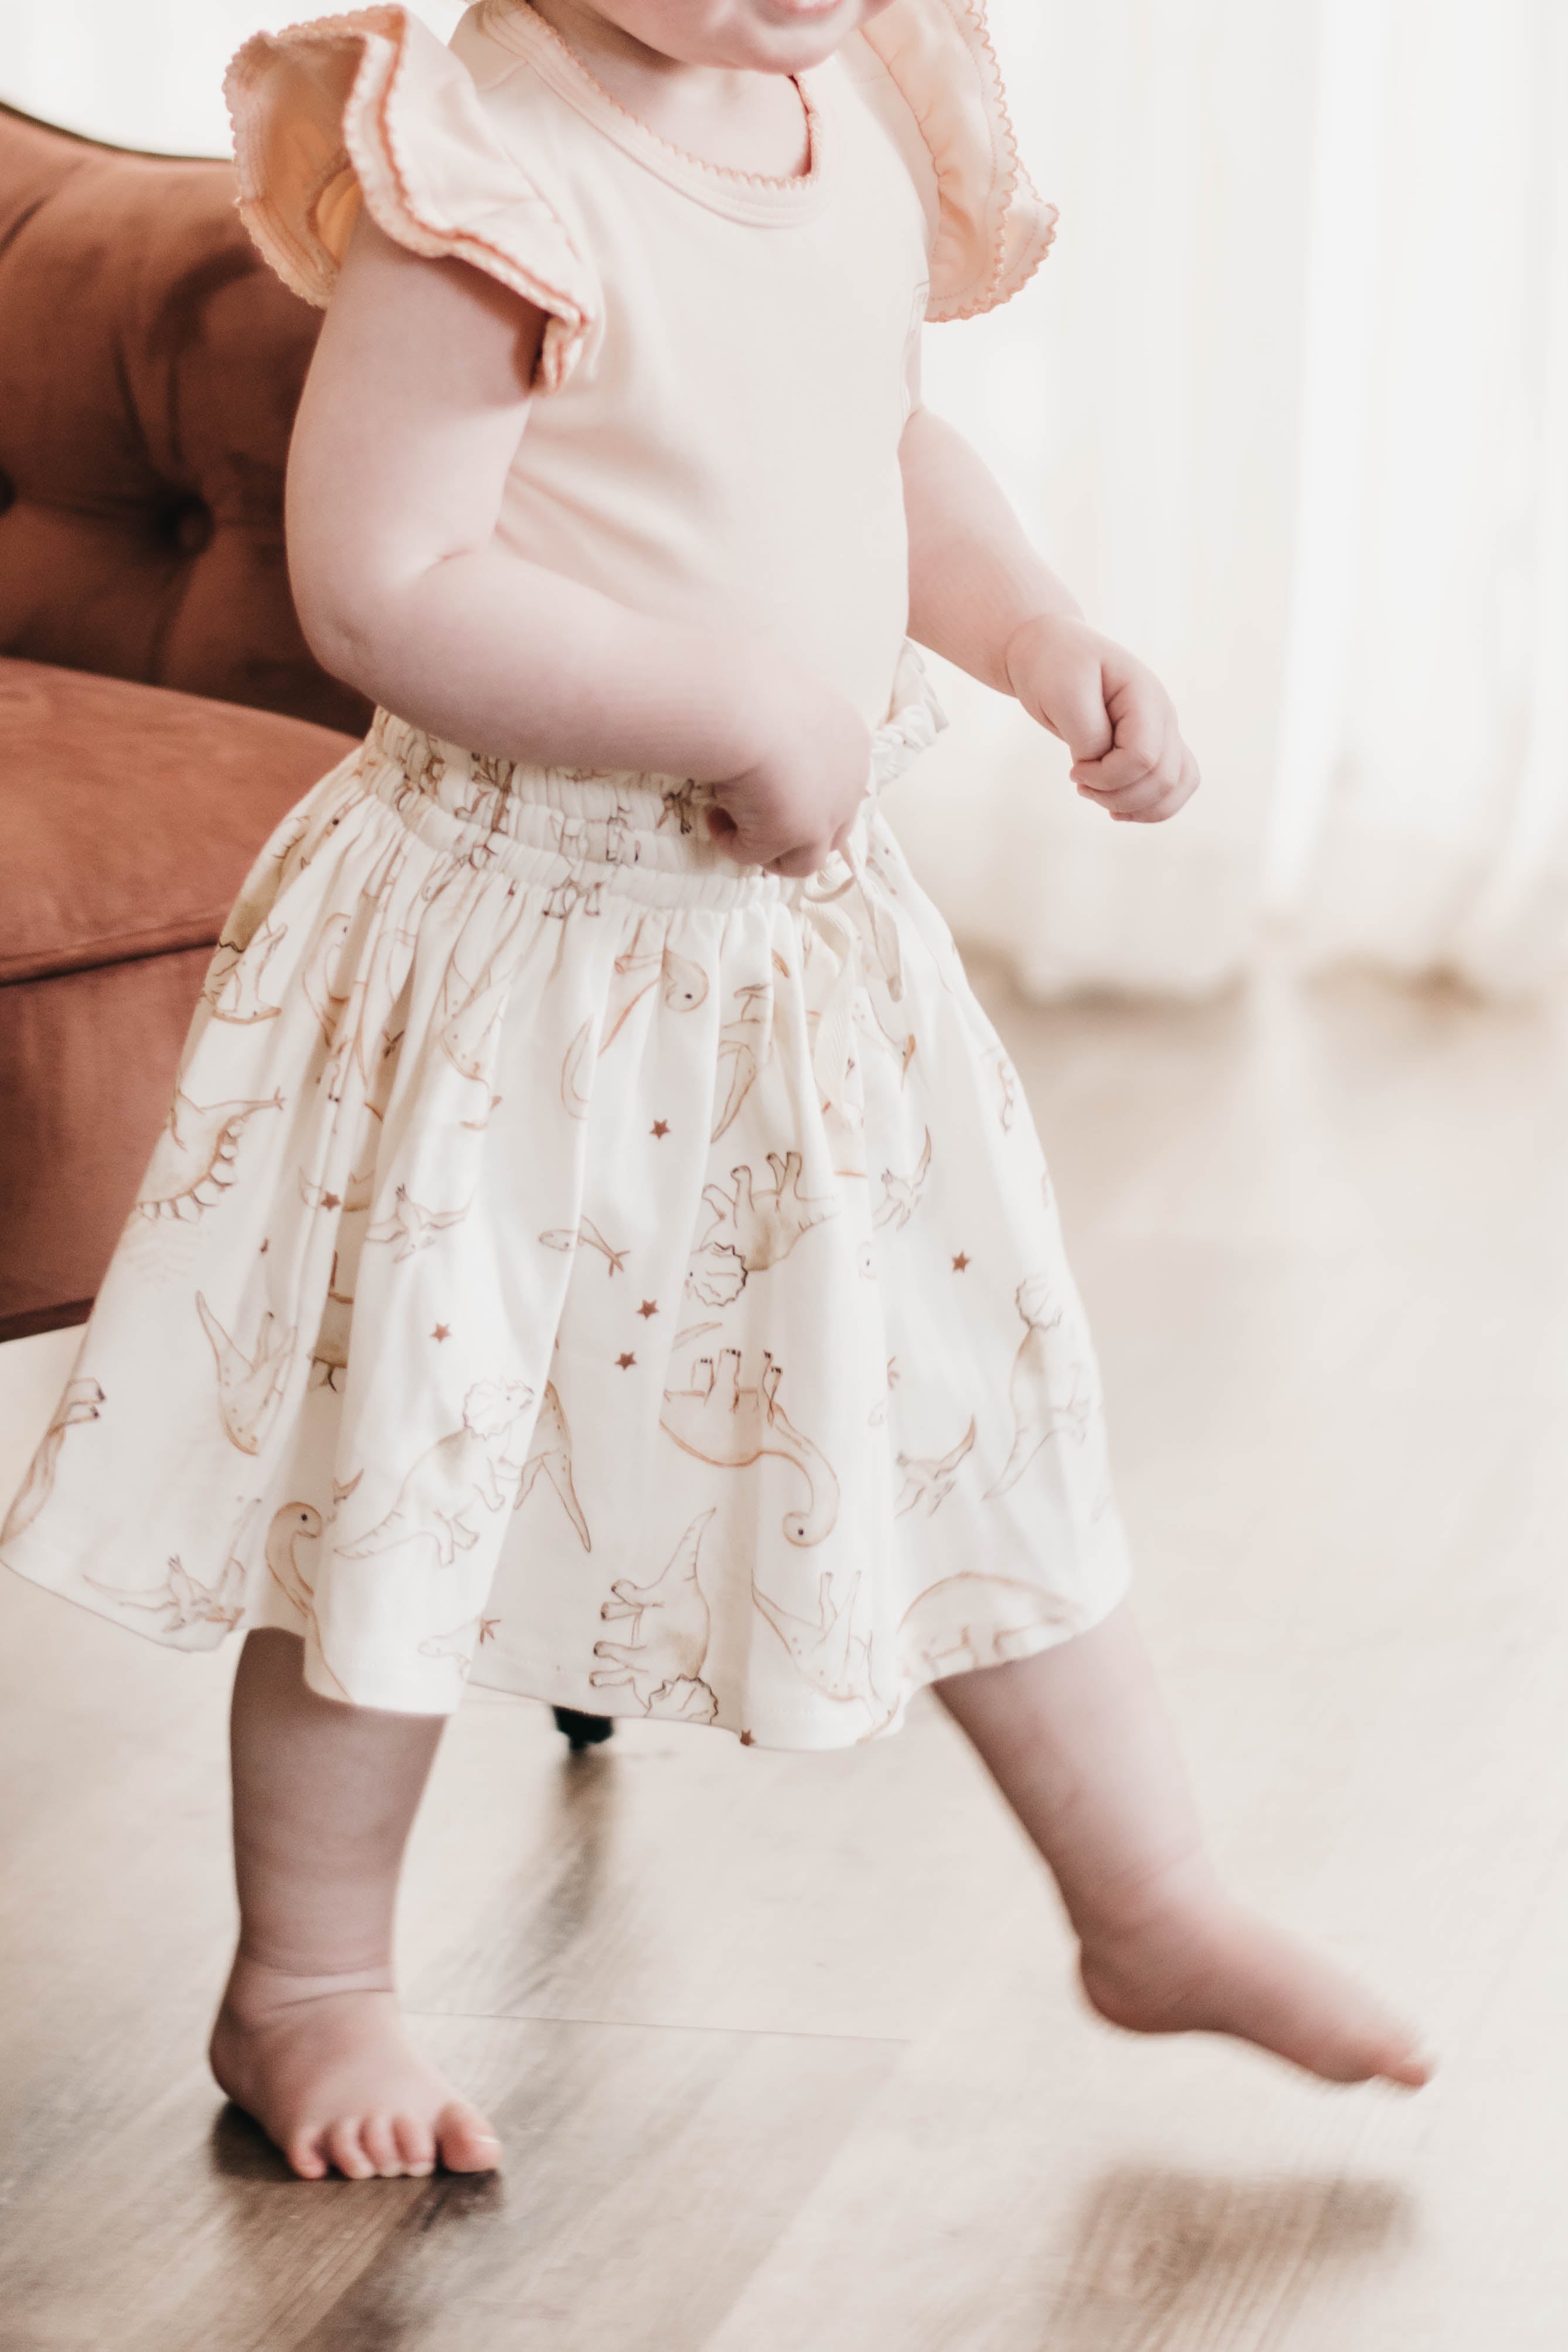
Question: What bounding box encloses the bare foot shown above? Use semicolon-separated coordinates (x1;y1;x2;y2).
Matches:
1076;1868;1433;2089
210;1952;503;2181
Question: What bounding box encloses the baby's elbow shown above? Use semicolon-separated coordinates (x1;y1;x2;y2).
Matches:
289;555;399;701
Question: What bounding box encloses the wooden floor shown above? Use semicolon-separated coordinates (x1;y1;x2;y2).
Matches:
3;959;1567;2350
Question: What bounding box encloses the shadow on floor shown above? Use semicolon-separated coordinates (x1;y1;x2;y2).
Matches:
1043;2163;1414;2347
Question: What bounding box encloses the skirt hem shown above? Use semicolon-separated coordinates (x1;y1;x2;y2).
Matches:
2;1540;1132;1752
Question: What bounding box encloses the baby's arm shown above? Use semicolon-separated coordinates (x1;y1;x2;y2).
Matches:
285;213;869;875
900;407;1199;824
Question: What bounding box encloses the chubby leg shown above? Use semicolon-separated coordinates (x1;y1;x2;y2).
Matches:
209;1629;502;2181
936;1602;1431;2088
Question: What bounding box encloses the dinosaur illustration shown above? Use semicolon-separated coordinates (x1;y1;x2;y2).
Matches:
853;990;916;1080
542;873;604;921
366;1185;472;1263
309;1253;355;1391
751;1562;881;1712
986;1275;1095;1498
418;1611;501;1672
431;900;532;1121
590;1507;716;1719
84;1551;247;1644
302;910;353;1043
683;1243;746;1309
661;1347;838;1546
685;1152;837;1307
515;1381;590;1548
539;1217;628;1277
336;1379;532;1568
655;779;705;837
385;733;447;815
205;917;287;1025
893;1417;976;1517
411;737;449;794
1;1376;104;1544
470;749;515;793
133;1089;282;1223
262;1498;352;1695
873;1129;933;1232
259;804;314;888
261;1498;323;1617
196;1293;296;1456
896;1573;1074;1681
560;922;709;1117
322;913;417;1104
85;1497;261;1649
448;749;513;826
712;983;773;1141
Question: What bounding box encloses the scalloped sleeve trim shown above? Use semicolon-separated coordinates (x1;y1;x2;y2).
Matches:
859;0;1057;322
223;5;597;390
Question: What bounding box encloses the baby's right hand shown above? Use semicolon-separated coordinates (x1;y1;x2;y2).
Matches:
706;662;873;878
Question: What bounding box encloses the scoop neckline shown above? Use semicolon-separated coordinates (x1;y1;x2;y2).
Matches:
475;1;829;225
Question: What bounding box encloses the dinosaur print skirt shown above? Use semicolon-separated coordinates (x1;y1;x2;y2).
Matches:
2;654;1131;1744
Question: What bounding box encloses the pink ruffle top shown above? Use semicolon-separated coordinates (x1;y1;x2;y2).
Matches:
226;0;1056;723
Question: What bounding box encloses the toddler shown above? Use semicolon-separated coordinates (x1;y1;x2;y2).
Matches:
2;0;1428;2181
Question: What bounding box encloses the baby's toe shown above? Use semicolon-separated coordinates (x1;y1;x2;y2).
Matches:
1378;2039;1436;2091
395;2113;437;2177
1319;1998;1433;2089
285;2126;331;2182
436;2101;503;2173
359;2115;404;2176
325;2118;376;2181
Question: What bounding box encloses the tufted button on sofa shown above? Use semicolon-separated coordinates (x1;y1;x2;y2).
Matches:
0;98;372;1342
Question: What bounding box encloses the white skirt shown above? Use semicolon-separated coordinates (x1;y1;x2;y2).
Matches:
2;657;1131;1745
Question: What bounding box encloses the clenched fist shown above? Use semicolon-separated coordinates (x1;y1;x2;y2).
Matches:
705;657;873;877
1005;612;1200;824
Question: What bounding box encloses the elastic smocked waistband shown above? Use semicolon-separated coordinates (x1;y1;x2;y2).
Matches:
362;730;790;915
359;644;947;913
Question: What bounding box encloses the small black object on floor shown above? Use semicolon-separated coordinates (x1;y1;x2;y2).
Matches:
553;1706;615;1752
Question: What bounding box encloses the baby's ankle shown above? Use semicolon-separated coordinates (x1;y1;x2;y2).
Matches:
222;1948;397;2026
1066;1841;1227;1953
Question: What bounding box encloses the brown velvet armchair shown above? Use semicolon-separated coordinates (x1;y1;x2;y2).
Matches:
0;99;371;1341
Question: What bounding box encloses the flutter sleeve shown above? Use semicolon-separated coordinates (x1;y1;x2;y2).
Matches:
859;0;1057;321
223;5;596;390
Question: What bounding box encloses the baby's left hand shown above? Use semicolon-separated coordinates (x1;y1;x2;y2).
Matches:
1005;613;1200;823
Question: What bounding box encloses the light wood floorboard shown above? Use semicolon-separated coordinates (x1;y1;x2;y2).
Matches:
2;962;1565;2348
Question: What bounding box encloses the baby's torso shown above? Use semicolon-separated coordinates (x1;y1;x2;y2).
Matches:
451;3;936;725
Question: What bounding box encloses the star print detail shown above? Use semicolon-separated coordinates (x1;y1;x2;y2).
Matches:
477;1616;499;1645
740;1731;756;1746
259;1240;268;1254
636;1300;658;1320
320;1192;341;1211
952;1252;971;1272
616;1351;637;1370
651;1119;670;1138
432;1324;451;1341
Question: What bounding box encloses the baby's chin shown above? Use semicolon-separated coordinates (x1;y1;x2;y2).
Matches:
743;0;879;49
612;0;892;75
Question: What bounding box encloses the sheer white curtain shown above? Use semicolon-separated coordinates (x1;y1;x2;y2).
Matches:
1280;0;1568;995
906;0;1321;997
4;1;1564;998
904;0;1568;999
